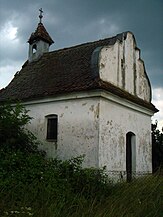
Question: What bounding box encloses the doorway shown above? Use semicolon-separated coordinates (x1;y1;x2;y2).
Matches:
126;132;136;181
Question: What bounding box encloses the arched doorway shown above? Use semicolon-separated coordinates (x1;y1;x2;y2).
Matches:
126;132;136;182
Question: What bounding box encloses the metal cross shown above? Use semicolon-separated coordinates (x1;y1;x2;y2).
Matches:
39;8;43;23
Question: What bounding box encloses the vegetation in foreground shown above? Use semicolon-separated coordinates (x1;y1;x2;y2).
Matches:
0;103;163;217
0;150;162;217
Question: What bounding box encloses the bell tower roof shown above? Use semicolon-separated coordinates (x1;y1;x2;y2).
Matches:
28;8;54;45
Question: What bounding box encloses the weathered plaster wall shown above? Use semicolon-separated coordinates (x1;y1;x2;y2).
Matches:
98;96;152;177
99;32;151;102
23;89;153;179
25;97;100;167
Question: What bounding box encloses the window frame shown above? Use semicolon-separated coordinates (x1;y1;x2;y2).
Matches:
45;114;58;142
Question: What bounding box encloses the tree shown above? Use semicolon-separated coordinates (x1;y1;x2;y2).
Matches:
0;102;39;153
152;121;163;173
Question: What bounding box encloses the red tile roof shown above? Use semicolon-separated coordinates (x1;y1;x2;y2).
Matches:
28;23;54;45
0;32;158;112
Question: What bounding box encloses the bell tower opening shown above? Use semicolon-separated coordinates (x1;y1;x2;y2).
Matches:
32;44;37;54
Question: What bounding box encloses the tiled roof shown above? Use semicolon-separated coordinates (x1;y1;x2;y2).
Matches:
0;32;157;112
28;23;54;45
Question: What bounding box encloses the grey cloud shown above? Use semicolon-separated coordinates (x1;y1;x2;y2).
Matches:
0;0;162;89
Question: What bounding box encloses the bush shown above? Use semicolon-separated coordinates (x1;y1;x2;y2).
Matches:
0;102;40;154
152;122;163;173
47;156;111;199
0;149;112;216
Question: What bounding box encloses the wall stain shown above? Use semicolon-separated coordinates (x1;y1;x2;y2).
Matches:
82;102;87;106
89;105;94;112
100;63;105;68
94;103;99;119
60;113;64;117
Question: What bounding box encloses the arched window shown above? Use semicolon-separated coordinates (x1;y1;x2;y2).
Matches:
45;114;58;141
126;132;136;181
32;44;37;54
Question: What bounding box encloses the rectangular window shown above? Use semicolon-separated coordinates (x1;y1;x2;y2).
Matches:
46;115;58;141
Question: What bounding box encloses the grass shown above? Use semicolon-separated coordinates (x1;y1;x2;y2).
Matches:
0;152;162;217
1;177;163;216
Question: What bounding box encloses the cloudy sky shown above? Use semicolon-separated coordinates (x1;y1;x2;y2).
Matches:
0;0;162;129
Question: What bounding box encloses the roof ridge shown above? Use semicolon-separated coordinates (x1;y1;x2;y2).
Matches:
46;31;128;55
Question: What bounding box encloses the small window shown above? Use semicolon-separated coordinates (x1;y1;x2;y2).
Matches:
46;114;58;141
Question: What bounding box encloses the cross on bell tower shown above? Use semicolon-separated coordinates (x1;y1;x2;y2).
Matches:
39;8;43;23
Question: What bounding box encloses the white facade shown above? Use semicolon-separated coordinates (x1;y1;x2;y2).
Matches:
24;90;153;179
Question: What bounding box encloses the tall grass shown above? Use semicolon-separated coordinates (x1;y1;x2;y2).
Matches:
0;150;162;217
0;175;162;217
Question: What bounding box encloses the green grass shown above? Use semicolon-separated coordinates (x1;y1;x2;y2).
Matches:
0;175;162;217
0;150;163;217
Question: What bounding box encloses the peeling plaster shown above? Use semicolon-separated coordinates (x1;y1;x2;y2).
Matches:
27;98;100;168
99;98;152;175
99;32;151;102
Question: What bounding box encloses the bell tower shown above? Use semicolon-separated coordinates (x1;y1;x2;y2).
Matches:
28;8;54;62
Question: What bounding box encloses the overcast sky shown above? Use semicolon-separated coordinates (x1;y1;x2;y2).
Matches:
0;0;162;129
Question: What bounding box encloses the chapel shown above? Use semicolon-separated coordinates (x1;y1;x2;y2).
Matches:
0;10;158;180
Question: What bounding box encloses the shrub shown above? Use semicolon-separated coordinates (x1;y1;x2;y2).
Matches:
152;121;163;173
0;102;41;154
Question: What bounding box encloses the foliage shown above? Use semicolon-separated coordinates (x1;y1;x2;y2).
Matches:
0;147;112;216
0;102;41;154
56;157;110;199
152;121;163;173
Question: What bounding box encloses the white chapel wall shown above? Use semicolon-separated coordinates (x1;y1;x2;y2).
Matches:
23;92;153;177
25;97;100;167
98;96;152;177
